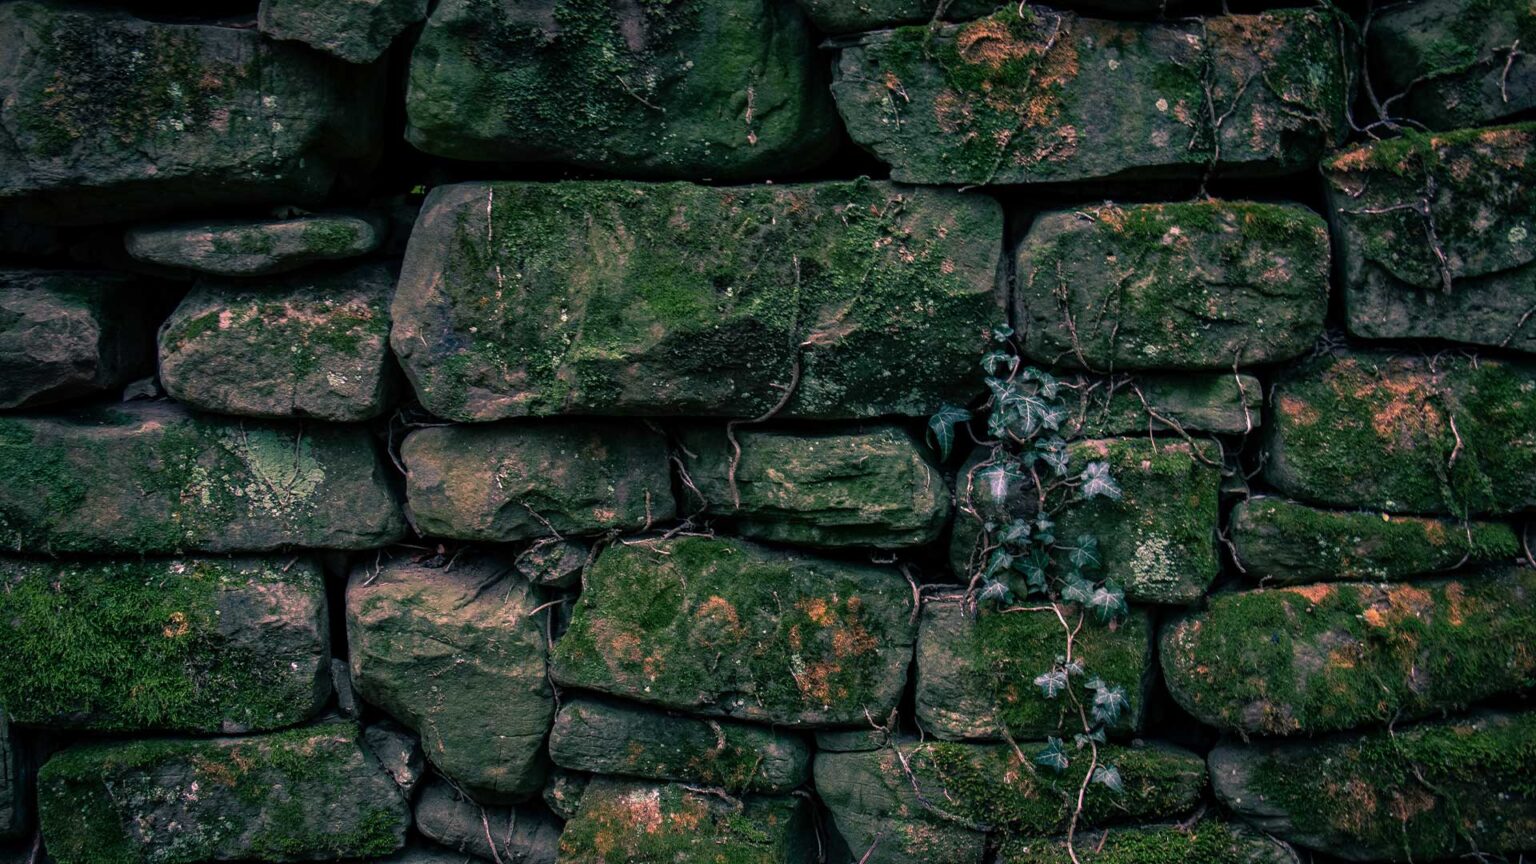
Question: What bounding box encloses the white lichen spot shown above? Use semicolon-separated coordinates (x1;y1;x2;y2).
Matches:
1130;534;1179;589
223;428;326;520
1155;98;1169;112
1509;224;1528;244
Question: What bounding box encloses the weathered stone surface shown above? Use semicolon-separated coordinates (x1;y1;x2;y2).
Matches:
1325;124;1536;354
1370;0;1535;130
1065;373;1263;438
797;0;998;34
260;0;427;64
558;777;815;864
0;2;380;225
364;722;424;796
515;538;590;589
0;556;328;733
125;214;385;277
414;778;561;864
370;845;484;864
543;769;588;822
1162;569;1536;736
914;593;1152;741
951;439;1221;604
0;717;23;841
816;738;1205;864
1231;496;1519;584
999;821;1299;864
1211;711;1536;861
830;7;1346;186
1265;351;1536;516
0;269;147;409
405;0;837;178
348;553;552;802
1016;202;1329;370
159;263;395;421
549;695;810;793
401;422;673;542
0;402;405;553
38;724;409;864
550;536;917;727
678;424;950;549
392;180;1003;421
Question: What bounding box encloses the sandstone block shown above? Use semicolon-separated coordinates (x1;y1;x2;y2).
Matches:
125;214;384;277
260;0;427;64
1369;0;1535;129
0;269;147;409
414;778;561;864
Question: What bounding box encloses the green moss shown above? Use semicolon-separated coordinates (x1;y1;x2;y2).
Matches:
298;220;361;255
998;821;1280;864
0;558;321;732
209;229;276;257
557;780;806;864
0;421;90;552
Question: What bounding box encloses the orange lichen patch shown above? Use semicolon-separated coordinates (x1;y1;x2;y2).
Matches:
1422;519;1448;546
1285;584;1334;604
797;660;839;702
1386;585;1433;619
693;595;744;647
798;597;832;626
162;610;190;638
954;18;1032;72
1387;786;1438;822
1277;394;1320;425
191;755;240;786
1444;581;1466;626
1329;146;1373;172
1332;777;1380;832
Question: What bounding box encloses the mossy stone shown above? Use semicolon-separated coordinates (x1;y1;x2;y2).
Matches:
0;402;405;554
678;423;951;549
796;0;1000;34
1211;711;1536;861
37;723;409;864
347;553;552;803
125;214;385;277
1265;350;1536;516
0;556;328;734
0;269;148;410
1325;124;1536;354
1369;0;1535;130
998;820;1300;864
1016;202;1329;370
0;716;24;840
0;1;380;225
1161;569;1536;736
1231;496;1519;583
550;536;917;727
1065;373;1263;438
401;421;674;542
557;777;815;864
259;0;427;64
830;8;1346;186
914;592;1153;742
549;695;810;793
158;263;396;422
405;0;838;178
413;777;562;864
391;180;1003;421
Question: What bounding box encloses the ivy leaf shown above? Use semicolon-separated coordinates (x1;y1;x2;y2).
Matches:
1091;765;1124;793
1088;581;1128;623
1036;438;1070;476
998;518;1031;547
1033;514;1056;547
1065;534;1101;571
1034;669;1069;699
1063;658;1085;677
1079;461;1122;500
1023;367;1061;399
1075;728;1107;747
1016;547;1051;594
982;350;1019;377
1091;683;1130;725
978;578;1012;606
992;323;1015;342
927;405;972;461
1061;575;1095;606
985;549;1014;580
1034;737;1070;773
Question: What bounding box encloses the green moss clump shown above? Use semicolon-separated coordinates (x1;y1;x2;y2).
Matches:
557;779;810;864
999;821;1290;864
209;229;277;257
298;219;361;255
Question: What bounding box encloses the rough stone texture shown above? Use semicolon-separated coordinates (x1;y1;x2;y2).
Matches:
1265;351;1536;516
260;0;428;64
1325;124;1536;354
550;536;917;727
0;1;380;225
364;722;424;797
549;695;810;793
0;556;328;734
37;724;410;864
401;421;674;542
516;538;590;589
951;439;1221;604
405;0;837;178
370;845;483;864
0;401;405;554
914;593;1153;741
125;214;385;277
830;7;1346;186
678;424;950;549
348;554;552;803
0;717;23;841
1016;202;1330;370
1231;496;1519;584
1369;0;1535;130
557;777;815;864
0;269;147;410
391;180;1004;421
1064;373;1263;438
158;263;396;421
1162;569;1536;736
999;821;1299;864
414;778;561;864
816;738;1205;864
797;0;1000;34
543;770;588;822
1211;711;1536;862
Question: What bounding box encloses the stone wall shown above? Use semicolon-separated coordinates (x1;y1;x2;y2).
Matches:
0;0;1532;863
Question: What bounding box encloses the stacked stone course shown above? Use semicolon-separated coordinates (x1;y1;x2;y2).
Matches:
0;0;1531;862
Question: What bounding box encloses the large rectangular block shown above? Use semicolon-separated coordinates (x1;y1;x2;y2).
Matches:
0;402;406;553
1369;0;1535;130
404;0;837;178
550;536;917;727
1326;124;1536;354
0;269;148;410
0;556;329;734
391;180;1003;421
0;1;380;224
830;7;1346;185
